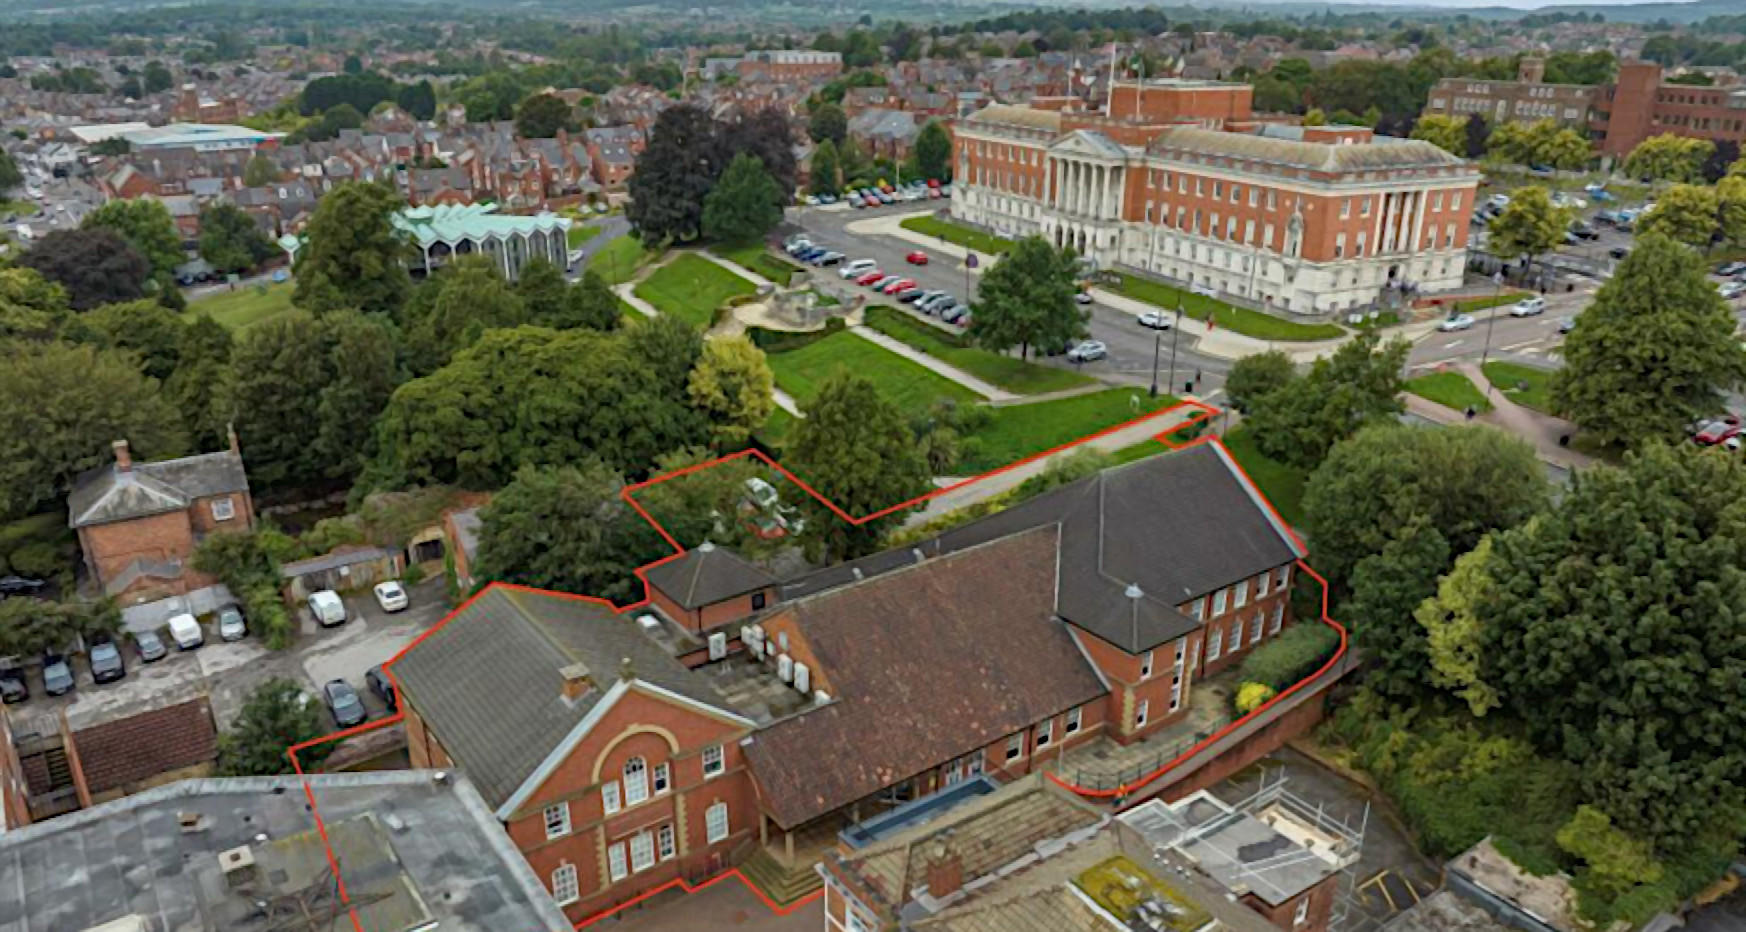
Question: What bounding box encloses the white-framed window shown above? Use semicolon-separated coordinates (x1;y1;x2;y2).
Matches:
1340;198;1351;219
1136;700;1149;728
1208;626;1223;661
1170;676;1183;712
1295;897;1310;926
1257;571;1271;599
847;908;874;932
706;802;729;844
602;781;621;815
1035;718;1053;749
630;830;655;872
1277;565;1291;590
1174;640;1186;669
702;744;724;778
1334;233;1345;259
1066;706;1082;735
1433;192;1444;211
1006;733;1025;761
658;824;676;861
543;802;571;840
1188;638;1200;672
1212;588;1228;616
552;863;580;904
1361;195;1372;216
209;498;236;521
1271;602;1285;635
608;843;628;882
623;758;649;806
1233;579;1249;609
1140;650;1154;680
1250;613;1264;647
1230;620;1242;652
1189;598;1203;621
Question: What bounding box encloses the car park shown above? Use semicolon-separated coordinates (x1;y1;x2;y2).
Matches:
309;590;347;628
1;665;27;703
375;581;410;613
324;678;368;728
89;637;125;683
135;630;167;662
42;653;74;696
1067;340;1108;362
1438;314;1476;332
1138;311;1173;330
1510;296;1547;317
367;665;398;711
168;613;204;650
217;604;247;641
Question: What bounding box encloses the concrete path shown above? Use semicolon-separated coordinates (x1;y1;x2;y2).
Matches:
700;248;776;288
1404;363;1596;470
772;387;804;418
847;324;1014;401
906;400;1205;524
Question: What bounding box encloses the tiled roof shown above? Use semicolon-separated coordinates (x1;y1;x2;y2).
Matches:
644;542;776;611
68;450;249;529
744;529;1107;828
1148;125;1470;173
75;696;218;794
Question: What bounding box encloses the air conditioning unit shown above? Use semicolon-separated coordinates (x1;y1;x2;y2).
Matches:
793;662;810;694
636;614;661;632
777;654;794;683
707;632;727;661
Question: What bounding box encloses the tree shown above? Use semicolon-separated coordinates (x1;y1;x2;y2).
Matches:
909;120;953;182
1244;332;1409;470
242;154;279;187
0;148;20;195
703;152;783;247
0;597;121;658
721;108;797;200
197;201;276;273
217;678;333;775
1719;175;1746;252
1302;108;1327;126
83;198;185;280
790;373;930;561
315;310;402;478
808;101;847;146
0;266;69;339
627;104;721;246
810;139;841;195
1637;183;1719;249
164;314;234;450
0;341;187;517
687;335;774;446
1417;535;1499;716
1701;140;1740;185
1553;233;1746;448
1409;114;1465;155
514;92;575;139
291;181;411;316
19;229;152;311
560;269;624;331
397;79;437;121
1624;133;1712;184
406;256;527;371
142;59;174;95
64;299;186;381
1488;186;1567;281
229;312;333;487
1344;514;1450;698
474;462;670;604
972;236;1085;360
1463;113;1490;159
1224;350;1295;413
1557;806;1664;899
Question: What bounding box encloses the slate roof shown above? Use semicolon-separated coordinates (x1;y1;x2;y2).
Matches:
68;450;249;529
1148;125;1470;173
391;585;737;811
784;444;1301;654
744;529;1107;828
75;696;218;794
964;102;1063;133
644;541;777;610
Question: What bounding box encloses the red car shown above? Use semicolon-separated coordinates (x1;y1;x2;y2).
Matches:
854;270;885;286
906;250;930;266
1694;416;1744;446
882;278;916;295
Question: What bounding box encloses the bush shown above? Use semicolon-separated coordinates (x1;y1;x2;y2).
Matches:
1236;682;1276;714
1239;622;1340;691
402;562;426;585
243;583;294;650
1014;447;1113;498
8;541;64;578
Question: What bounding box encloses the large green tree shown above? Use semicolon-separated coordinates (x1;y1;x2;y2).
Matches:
217;678;334;775
1623;133;1712;184
788;372;931;561
405;256;527;372
164;314;235;451
1636;183;1719;249
1410;114;1466;156
627;103;721;246
909;120;953;182
197;201;277;273
0;148;20;194
0;266;68;339
63;299;186;381
687;335;774;446
83;198;185;278
315;310;403;478
1244;332;1409;470
1488;186;1568;281
514;92;575;139
808;101;848;146
474;462;670;605
721;108;797;201
19;228;152;310
291;181;411;316
1553;233;1746;448
516;259;620;331
1224;350;1295;413
810;139;841;195
1343;514;1450;698
703;152;783;247
972;235;1086;360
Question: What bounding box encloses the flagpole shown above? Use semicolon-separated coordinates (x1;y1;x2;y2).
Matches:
1105;43;1117;115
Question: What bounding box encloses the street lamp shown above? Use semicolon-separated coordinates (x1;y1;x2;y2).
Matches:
1479;269;1504;380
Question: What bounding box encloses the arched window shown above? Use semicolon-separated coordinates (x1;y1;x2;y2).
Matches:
623;757;649;806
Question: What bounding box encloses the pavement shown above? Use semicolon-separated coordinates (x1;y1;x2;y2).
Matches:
1402;361;1596;471
569;214;631;277
847;323;1013;400
593;878;822;931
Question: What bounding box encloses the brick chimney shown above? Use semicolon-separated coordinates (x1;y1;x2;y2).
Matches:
924;841;963;899
559;663;593;701
227;422;241;456
112;439;132;472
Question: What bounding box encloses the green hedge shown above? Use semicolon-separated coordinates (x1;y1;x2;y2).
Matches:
1239;621;1339;691
747;317;846;354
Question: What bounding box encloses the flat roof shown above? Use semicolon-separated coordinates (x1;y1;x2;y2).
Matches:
0;772;571;932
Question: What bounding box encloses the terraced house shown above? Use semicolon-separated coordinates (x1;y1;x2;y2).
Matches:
951;78;1481;315
393;445;1326;923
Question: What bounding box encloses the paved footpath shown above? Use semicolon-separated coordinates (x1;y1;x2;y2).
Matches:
700;249;776;288
846;324;1014;401
1405;361;1597;471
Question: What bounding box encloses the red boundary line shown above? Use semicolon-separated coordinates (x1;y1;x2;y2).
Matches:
281;396;1348;931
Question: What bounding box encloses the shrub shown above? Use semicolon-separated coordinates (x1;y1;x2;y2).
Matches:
402;562;426;585
1239;622;1340;691
1236;682;1276;714
8;541;64;578
1014;447;1113;498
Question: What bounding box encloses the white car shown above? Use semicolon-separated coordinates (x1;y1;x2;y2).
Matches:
374;581;409;613
1510;297;1547;317
1066;340;1108;362
1721;282;1746;301
1438;314;1476;332
1137;311;1173;330
308;589;348;628
840;259;876;279
167;613;204;650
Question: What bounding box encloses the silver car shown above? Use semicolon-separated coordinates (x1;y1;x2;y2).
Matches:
1067;340;1108;362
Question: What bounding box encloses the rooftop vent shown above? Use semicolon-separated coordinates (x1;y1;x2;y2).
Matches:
218;845;258;891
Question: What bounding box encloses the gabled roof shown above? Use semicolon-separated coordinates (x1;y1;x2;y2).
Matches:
644;541;777;611
391;585;740;811
75;696;218;794
68;450;249;529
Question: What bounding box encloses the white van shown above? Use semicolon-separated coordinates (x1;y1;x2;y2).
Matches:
840;258;876;279
167;613;204;650
308;590;347;628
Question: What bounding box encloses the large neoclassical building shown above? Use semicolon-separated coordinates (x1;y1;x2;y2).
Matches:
951;79;1481;316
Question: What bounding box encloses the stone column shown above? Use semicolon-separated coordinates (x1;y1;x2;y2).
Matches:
1379;194;1398;255
1409;190;1429;254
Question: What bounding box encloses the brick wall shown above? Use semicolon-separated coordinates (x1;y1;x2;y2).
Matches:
79;510;197;588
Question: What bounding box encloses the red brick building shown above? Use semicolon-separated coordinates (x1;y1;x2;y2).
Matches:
736;50;843;83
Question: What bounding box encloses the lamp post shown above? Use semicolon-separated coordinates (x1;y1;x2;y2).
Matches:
1479;269;1504;376
1167;301;1183;396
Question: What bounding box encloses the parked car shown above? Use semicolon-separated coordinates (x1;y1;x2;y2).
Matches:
1609;246;1631;261
795;246;824;262
0;575;46;597
135;630;167;663
784;237;812;255
893;287;924;303
1138;311;1173;330
841;259;876;278
1696;416;1745;446
366;665;398;711
1721;281;1746;301
1510;296;1547;317
374;581;410;613
910;289;944;307
854;270;886;287
867;275;901;290
324;679;368;728
1557;317;1577;334
1074;291;1094;305
905;250;930;265
167;613;204;650
803;195;819;207
941;303;971;324
89;637;125;683
847;195;864;208
42;653;74;696
1067;340;1108;362
1717;261;1746;277
309;590;347;628
0;665;27;703
813;251;845;266
1568;221;1599;241
920;293;956;314
217;604;247;642
881;278;916;295
1438;314;1476;332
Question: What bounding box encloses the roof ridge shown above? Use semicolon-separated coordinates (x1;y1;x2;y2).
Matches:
499;587;585;665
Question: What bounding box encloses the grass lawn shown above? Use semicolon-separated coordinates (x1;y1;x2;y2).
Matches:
591;233;657;286
900;216;1014;255
1482;361;1557;413
758;408;798;447
1110;274;1344;342
718;244;804;286
567;223;604;249
184;282;296;331
767;330;979;411
956;389;1176;474
1221;426;1308;527
633;254;757;329
1406;371;1492;413
862;307;1094;395
1452;291;1527;314
1109;439;1168;465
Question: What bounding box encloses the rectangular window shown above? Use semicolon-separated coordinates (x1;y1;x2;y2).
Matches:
543;802;571;840
1250;613;1264;647
1451;193;1461;212
1066;706;1082;735
1295;898;1310;926
1277;565;1291;590
653;762;670;796
1212;588;1228;616
1188;638;1200;672
1189;598;1203;621
209;498;236;521
1249;187;1258;207
751;592;766;610
624;762;649;806
1257;571;1270;599
602;782;621;815
553;864;580;904
1177;175;1186;193
706;802;729;844
1136;700;1149;728
702;745;724;778
1340;198;1351;219
1140;650;1154;680
1195;178;1204;196
1356;232;1366;258
1433;192;1444;211
631;831;655;873
1361;196;1372;216
1208;626;1223;661
1213;181;1223;199
658;824;676;861
1170;676;1183;712
1035;719;1052;749
608;844;628;882
1233;579;1249;609
1271;602;1285;635
1267;190;1277;210
1230;620;1242;651
1006;733;1024;761
1335;234;1346;259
